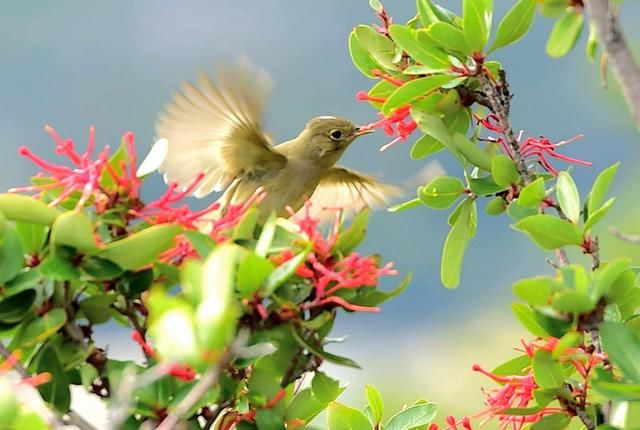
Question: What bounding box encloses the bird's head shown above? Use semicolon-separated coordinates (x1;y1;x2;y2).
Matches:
294;116;373;165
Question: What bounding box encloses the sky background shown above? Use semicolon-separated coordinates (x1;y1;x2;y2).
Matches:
2;1;640;427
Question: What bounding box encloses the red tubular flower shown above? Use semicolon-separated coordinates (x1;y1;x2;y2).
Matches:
11;126;110;209
282;201;397;313
477;114;592;175
103;131;141;199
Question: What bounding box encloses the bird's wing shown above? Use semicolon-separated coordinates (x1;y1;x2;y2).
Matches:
152;58;287;198
306;166;402;220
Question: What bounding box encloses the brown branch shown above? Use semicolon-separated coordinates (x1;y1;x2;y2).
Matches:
583;0;640;129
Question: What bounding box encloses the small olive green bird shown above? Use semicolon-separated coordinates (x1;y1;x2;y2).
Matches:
138;59;400;219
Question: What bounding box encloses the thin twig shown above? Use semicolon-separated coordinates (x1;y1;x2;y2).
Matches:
610;227;640;243
583;0;640;130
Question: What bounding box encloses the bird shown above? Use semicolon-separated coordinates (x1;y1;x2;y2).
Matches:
137;58;400;220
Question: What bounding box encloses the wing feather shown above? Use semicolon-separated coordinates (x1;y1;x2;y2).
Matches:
152;58;286;197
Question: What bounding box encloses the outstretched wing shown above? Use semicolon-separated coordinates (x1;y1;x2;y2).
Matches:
306;166;402;220
151;58;287;198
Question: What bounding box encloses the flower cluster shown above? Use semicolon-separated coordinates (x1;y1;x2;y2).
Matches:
272;202;397;313
356;71;418;152
472;337;606;430
478;114;592;175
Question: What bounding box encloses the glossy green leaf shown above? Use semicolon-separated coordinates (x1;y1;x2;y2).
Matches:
285;388;329;424
237;252;275;297
462;0;492;52
452;133;492;171
0;227;24;284
233;207;259;240
592;258;631;302
389;25;450;70
469;176;508;196
518;177;546;208
335;210;370;255
263;247;309;296
485;196;506;215
51;211;99;255
532;350;565;389
427;22;470;54
382;75;453;115
312;372;341;403
507;200;538;221
593;368;640;400
365;385;384;425
411;109;456;151
552;290;594;314
513;215;583;250
530;413;570;430
601;322;640;383
97;224;182;270
388;198;421;213
35;344;71;412
39;250;80;281
492;154;520;187
419;176;465;209
552;332;583;359
555;172;580;223
588;162;619;215
546;10;584;58
492;354;531;377
584;197;615;231
417;0;456;25
348;273;412;307
354;25;397;70
512;303;550;337
0;194;60;225
386;403;437;430
256;212;277;257
327;402;372;430
79;295;116;324
80;256;123;279
290;325;360;369
256;409;285;430
21;308;67;347
0;289;36;323
441;199;474;288
513;277;557;306
490;0;536;52
183;229;217;258
15;221;47;254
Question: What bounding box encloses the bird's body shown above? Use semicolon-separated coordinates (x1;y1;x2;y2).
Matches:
138;59;399;219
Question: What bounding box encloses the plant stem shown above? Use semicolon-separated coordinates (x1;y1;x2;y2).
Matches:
583;0;640;130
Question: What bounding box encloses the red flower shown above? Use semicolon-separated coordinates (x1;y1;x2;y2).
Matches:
428;416;473;430
103;131;141;199
280;201;398;313
478;114;592;175
11;126;110;208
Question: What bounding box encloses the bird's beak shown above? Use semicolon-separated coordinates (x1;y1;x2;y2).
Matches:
354;126;374;137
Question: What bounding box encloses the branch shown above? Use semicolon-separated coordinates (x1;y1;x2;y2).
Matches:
583;0;640;129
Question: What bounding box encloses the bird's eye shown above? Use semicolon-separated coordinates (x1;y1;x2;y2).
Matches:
329;129;343;141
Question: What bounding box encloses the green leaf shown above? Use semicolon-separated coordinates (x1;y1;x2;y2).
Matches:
290;325;360;369
427;22;470;54
21;308;67;347
14;221;47;254
469;176;508;196
592;258;630;302
97;224;182;270
389;25;450;70
388;198;421;213
411;109;455;151
512;303;550;337
50;211;99;255
552;332;583;359
368;0;383;13
530;413;570;430
386;403;437;430
354;25;397;70
419;176;465;209
35;344;71;412
491;154;520;187
263;247;309;296
233;207;259;240
462;0;492;53
452;133;493;171
79;295;116;324
365;385;384;425
183;229;217;259
417;0;456;25
382;75;454;116
492;354;531;376
588;162;619;215
507;200;539;221
601;322;640;383
312;372;341;403
335;210;370;255
327;402;372;430
593;368;640;400
348;273;412;307
81;256;123;279
584;197;615;231
0;289;36;323
39;250;80;281
256;409;285;430
552;290;594;314
513;215;583;250
0;194;60;225
237;252;275;297
256;212;277;257
532;350;565;389
0;227;24;284
555;172;580;223
286;388;330;423
490;0;536;52
485;196;506;215
441;199;474;288
546;10;584;58
513;277;556;306
518;177;546;208
349;31;384;78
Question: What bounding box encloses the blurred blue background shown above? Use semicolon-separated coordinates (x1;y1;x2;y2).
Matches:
3;1;640;425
